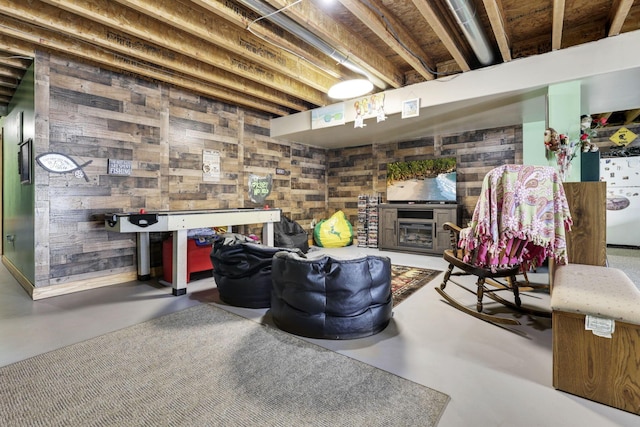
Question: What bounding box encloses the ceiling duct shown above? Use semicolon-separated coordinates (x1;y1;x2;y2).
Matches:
445;0;494;65
238;0;387;90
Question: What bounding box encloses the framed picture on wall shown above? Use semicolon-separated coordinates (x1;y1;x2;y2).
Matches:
18;138;32;184
17;111;23;142
401;98;420;119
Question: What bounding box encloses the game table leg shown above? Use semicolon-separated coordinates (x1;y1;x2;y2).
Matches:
263;222;274;246
136;232;151;281
171;229;188;296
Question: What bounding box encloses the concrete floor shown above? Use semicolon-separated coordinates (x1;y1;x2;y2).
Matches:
1;247;638;426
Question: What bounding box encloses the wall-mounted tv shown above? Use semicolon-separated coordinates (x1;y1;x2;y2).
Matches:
386;157;457;203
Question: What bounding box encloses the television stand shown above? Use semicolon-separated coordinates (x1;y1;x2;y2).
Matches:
378;203;460;255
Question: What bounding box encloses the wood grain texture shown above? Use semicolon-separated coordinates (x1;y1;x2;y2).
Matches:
327;126;521;227
562;181;607;266
34;51;329;292
33;50;524;297
553;311;640;414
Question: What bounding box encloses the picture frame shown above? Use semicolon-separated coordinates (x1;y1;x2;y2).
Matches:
17;111;23;142
18;138;32;184
401;98;420;119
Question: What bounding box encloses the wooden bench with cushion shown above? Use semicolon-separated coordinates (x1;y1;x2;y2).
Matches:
551;263;640;414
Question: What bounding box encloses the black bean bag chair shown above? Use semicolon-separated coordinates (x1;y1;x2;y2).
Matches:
270;251;393;339
274;215;309;253
210;239;299;308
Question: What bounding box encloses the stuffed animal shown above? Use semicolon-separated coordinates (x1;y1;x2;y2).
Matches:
544;127;560;152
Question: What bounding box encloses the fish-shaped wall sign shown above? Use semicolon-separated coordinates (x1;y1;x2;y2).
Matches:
35;152;92;182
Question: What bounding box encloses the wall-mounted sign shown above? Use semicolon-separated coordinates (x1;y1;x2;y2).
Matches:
35;152;92;182
609;127;638;146
203;149;221;182
248;174;272;204
108;159;132;176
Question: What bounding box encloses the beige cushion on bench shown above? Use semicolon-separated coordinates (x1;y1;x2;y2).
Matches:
551;263;640;324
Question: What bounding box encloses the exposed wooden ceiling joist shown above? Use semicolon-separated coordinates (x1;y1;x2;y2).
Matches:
37;0;328;105
0;74;20;89
112;0;340;92
0;22;293;116
482;0;511;62
551;0;566;50
625;108;640;125
608;0;635;36
187;0;354;81
410;0;472;72
0;64;23;80
0;0;638;121
337;0;436;81
266;0;404;88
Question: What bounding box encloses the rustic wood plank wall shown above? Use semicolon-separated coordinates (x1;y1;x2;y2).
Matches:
34;51;327;289
327;144;377;217
33;50;523;294
326;126;522;227
290;143;327;224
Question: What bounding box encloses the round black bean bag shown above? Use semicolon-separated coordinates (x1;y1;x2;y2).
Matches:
210;241;298;308
270;251;393;339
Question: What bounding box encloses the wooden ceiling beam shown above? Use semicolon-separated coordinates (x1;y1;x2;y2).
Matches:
482;0;511;62
3;0;323;110
0;51;33;70
0;36;36;58
35;0;329;104
0;74;19;89
187;0;353;81
337;0;435;81
110;0;339;92
624;109;640;125
0;26;293;116
266;0;404;88
0;87;15;96
410;0;472;72
551;0;566;50
0;65;25;80
608;0;634;36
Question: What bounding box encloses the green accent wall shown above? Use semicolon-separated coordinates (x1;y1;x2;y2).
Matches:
2;63;35;283
548;81;581;181
522;119;547;166
522;82;582;181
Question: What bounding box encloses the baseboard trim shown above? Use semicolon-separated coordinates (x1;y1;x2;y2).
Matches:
2;256;34;298
32;272;139;300
2;256;138;300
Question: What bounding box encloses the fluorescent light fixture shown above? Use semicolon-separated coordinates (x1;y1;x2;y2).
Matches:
328;79;374;100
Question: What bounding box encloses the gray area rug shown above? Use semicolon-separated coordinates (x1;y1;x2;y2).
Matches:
0;304;449;426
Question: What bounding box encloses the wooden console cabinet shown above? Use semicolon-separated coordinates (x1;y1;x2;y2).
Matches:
378;203;459;255
562;181;607;266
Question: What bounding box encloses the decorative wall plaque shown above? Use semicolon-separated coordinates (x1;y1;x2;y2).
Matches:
108;159;132;176
248;174;272;204
35;152;92;182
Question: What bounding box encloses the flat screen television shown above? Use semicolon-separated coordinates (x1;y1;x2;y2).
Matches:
386;157;457;203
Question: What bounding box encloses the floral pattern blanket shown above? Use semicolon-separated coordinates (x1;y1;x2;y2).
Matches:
459;164;573;269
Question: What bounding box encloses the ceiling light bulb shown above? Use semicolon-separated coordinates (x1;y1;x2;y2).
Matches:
328;79;374;100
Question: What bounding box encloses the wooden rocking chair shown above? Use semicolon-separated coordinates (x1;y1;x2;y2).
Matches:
436;222;548;325
435;165;573;325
